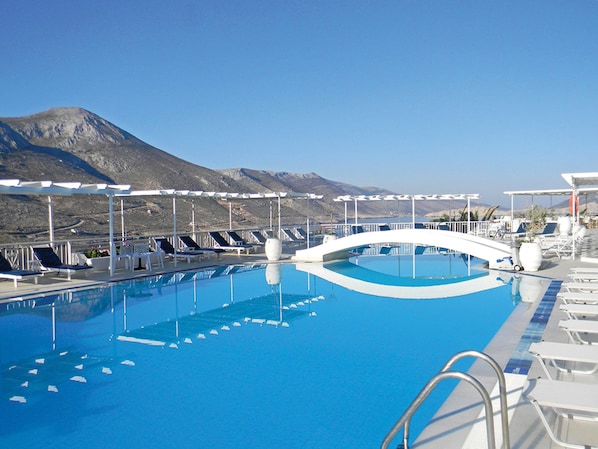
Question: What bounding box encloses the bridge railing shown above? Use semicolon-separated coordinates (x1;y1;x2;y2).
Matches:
320;221;495;238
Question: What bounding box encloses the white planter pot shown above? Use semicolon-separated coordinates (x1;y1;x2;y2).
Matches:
265;238;282;261
323;234;338;244
557;216;572;236
519;242;542;272
86;256;111;271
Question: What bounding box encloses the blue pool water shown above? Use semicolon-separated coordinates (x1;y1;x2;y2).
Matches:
0;255;519;448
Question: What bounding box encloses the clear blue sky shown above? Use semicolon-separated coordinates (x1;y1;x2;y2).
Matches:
1;0;597;206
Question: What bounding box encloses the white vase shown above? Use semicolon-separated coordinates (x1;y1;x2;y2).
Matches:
86;256;111;271
557;216;572;236
323;234;338;244
519;242;542;272
265;237;282;261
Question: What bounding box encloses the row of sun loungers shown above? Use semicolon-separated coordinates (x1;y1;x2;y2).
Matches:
0;235;222;287
209;231;255;255
154;237;220;263
212;228;307;249
0;228;310;287
523;267;598;448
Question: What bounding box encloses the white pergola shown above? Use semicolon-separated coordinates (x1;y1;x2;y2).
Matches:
333;193;480;231
504;172;598;261
0;180;322;276
0;179;132;275
0;179;131;243
116;190;323;270
504;172;598;224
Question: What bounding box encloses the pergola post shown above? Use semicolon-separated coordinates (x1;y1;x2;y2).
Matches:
411;197;415;228
109;194;115;276
306;197;310;249
344;202;347;226
48;195;54;245
120;199;126;241
173;196;178;267
191;200;196;242
278;195;282;239
467;196;471;234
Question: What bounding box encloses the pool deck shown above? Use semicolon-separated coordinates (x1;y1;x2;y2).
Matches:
412;229;598;449
1;232;598;449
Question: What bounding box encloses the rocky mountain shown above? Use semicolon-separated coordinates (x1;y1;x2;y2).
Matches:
0;108;408;243
2;108;592;243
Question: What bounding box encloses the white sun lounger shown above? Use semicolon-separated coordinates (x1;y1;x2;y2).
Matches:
571;267;598;275
561;282;598;293
560;303;598;319
529;341;598;379
559;319;598;344
281;228;304;242
568;272;598;282
0;253;43;287
558;291;598;305
524;378;598;449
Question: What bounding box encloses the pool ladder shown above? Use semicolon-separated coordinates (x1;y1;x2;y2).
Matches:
380;350;510;449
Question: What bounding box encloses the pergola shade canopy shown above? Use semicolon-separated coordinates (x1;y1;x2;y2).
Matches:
333;193;480;202
118;190;322;200
562;172;598;189
0;179;131;195
504;188;598;196
504;172;598;197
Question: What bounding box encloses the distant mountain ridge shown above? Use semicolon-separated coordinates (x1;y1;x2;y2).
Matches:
0;107;403;242
1;107;590;243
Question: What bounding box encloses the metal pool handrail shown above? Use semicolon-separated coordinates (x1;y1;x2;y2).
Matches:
439;350;510;449
380;350;510;449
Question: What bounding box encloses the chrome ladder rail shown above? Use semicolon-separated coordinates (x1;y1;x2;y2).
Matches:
380;350;510;449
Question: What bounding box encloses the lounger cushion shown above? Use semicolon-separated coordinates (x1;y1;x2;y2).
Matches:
34;248;63;267
0;256;12;272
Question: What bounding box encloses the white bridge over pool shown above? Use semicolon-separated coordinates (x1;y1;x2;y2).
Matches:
292;229;515;270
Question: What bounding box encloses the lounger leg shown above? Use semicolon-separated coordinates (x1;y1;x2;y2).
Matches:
534;357;556;380
529;399;594;449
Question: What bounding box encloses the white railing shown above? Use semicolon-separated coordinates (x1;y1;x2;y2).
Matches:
318;221;496;238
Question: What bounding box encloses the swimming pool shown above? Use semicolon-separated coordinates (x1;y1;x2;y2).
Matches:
0;254;520;448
